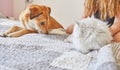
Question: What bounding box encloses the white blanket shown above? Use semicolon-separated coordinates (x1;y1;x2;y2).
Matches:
51;44;118;70
51;51;92;70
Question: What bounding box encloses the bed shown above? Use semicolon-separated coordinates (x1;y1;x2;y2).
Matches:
0;18;119;70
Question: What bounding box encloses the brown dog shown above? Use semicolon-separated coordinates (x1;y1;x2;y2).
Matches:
2;4;64;37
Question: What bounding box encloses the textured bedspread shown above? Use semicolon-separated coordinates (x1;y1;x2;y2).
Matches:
0;19;118;70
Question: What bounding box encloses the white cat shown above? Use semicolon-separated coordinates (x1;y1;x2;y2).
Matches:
65;18;113;53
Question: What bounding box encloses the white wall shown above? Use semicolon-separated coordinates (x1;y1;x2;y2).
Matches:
13;0;26;19
14;0;85;28
13;0;33;19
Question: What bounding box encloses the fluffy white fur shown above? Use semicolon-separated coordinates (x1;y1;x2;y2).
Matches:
65;18;113;53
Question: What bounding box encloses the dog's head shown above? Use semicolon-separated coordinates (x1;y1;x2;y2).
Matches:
29;4;51;33
21;4;63;34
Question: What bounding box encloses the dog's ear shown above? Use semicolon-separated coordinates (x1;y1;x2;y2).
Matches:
41;6;51;20
29;6;42;19
46;6;51;15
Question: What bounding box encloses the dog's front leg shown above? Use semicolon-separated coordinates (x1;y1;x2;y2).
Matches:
7;29;37;37
3;26;23;37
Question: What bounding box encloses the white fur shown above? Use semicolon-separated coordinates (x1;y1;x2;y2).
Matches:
65;18;113;53
26;20;42;33
48;28;67;34
26;20;36;29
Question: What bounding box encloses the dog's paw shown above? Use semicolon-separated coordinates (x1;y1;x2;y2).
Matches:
0;34;7;37
1;33;8;37
2;31;11;37
1;33;16;38
7;33;20;37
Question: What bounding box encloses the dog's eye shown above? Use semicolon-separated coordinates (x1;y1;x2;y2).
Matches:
40;21;45;25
